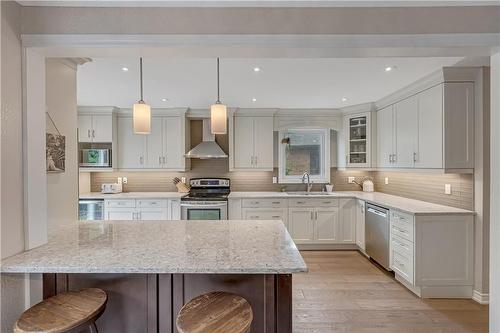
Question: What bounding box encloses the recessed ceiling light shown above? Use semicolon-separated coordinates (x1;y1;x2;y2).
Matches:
252;98;257;102
342;97;348;102
121;67;129;72
385;66;396;72
253;67;261;72
161;98;168;102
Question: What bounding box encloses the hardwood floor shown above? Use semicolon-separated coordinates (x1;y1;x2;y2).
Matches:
293;251;488;333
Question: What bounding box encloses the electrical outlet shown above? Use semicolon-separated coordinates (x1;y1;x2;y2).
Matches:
272;177;277;184
445;184;452;195
385;177;389;185
117;177;123;184
348;177;355;184
181;177;186;183
123;177;128;184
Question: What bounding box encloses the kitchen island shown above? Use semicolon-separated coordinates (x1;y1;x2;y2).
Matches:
1;220;307;332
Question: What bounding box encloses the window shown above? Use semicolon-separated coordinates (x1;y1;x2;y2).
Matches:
278;129;330;183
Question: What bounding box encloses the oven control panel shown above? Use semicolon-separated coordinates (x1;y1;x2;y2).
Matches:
190;178;230;187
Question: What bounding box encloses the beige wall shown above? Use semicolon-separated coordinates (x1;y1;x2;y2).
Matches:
20;6;500;35
489;51;500;332
46;59;78;232
1;1;26;331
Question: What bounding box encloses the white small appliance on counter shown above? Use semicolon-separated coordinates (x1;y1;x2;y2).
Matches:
101;183;123;194
362;179;374;192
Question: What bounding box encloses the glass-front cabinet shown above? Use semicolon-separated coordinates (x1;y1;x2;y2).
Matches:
344;112;372;168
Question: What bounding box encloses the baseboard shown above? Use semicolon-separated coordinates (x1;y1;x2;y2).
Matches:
297;243;358;251
472;290;490;304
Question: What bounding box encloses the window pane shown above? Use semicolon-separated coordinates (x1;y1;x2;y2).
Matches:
284;132;322;176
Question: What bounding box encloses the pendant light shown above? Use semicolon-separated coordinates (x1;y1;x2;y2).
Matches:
210;57;227;135
133;57;151;134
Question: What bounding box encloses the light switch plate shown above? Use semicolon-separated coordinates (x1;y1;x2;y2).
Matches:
272;177;277;184
117;177;123;184
181;177;186;183
123;177;128;184
385;177;389;185
445;184;452;195
348;177;355;183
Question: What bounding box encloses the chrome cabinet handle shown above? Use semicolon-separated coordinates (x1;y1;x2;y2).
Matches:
315;211;318;220
310;211;314;220
163;156;166;164
297;201;305;204
87;129;91;138
413;152;418;163
140;156;144;165
272;216;281;218
92;129;95;138
272;202;281;204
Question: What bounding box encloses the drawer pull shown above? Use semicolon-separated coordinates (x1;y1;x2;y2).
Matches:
251;201;260;205
297;201;305;204
393;226;409;234
322;201;331;204
250;215;260;219
272;202;281;204
271;216;281;218
393;240;409;250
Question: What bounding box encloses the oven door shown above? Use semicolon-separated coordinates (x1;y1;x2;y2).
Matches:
180;201;228;220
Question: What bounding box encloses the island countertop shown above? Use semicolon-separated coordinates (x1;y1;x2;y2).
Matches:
0;220;307;274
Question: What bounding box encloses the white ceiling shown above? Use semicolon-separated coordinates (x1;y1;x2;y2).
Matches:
77;57;463;109
17;0;500;6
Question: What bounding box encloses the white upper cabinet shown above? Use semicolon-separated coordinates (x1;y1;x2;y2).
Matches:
394;96;418;168
376;105;395;168
232;115;274;171
415;84;443;168
344;112;373;168
77;113;113;143
375;78;475;172
117;112;189;171
117;117;146;169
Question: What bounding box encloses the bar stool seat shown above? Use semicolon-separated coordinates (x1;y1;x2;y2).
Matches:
14;288;107;333
176;291;253;333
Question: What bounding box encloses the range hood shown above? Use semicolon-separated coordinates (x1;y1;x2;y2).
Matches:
185;119;228;159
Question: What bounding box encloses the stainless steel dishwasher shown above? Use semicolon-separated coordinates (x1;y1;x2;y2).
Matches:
365;203;391;270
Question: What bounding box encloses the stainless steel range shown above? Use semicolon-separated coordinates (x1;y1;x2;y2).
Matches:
180;178;230;220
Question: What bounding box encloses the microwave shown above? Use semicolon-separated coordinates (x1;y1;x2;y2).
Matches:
79;149;111;167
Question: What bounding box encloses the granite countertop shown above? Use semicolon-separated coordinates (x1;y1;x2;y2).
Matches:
0;220;307;274
228;191;474;215
79;192;187;199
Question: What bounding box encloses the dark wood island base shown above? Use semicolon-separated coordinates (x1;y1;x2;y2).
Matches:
43;273;292;333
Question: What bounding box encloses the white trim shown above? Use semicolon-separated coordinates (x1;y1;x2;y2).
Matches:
472;290;490;304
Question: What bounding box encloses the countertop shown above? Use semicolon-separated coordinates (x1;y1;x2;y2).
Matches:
79;192;186;199
0;220;307;274
228;191;474;215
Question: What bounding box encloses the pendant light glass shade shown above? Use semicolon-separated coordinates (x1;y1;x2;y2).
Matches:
133;101;151;134
211;102;227;134
133;57;151;134
210;57;227;135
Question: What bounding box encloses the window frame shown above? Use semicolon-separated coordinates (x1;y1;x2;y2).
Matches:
278;128;330;184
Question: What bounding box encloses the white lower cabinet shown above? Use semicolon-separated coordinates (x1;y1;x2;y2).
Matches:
355;199;366;250
288;208;316;243
338;199;356;243
314;208;338;243
389;209;474;298
104;198;177;221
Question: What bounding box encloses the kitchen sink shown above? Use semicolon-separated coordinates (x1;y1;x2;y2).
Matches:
285;192;331;196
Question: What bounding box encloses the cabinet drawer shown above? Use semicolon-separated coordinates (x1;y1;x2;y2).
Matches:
105;199;136;208
289;198;338;207
241;198;287;208
137;199;168;208
392;250;414;284
391;210;414;242
242;208;286;221
391;234;414;259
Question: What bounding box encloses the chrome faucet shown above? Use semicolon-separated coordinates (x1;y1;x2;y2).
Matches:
301;172;313;192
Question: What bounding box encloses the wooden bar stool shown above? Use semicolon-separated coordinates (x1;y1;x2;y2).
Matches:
176;291;253;333
14;288;107;333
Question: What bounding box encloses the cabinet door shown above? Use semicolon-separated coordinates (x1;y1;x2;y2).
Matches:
137;208;168;220
78;115;93;142
288;208;314;243
394;97;418;168
233;117;255;169
163;117;184;169
415;84;443;168
376;106;394;168
338;199;356;243
346;113;371;168
106;208;135;220
117;117;146;169
91;114;113;142
355;199;366;250
315;208;338;243
253;117;274;169
146;117;164;168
